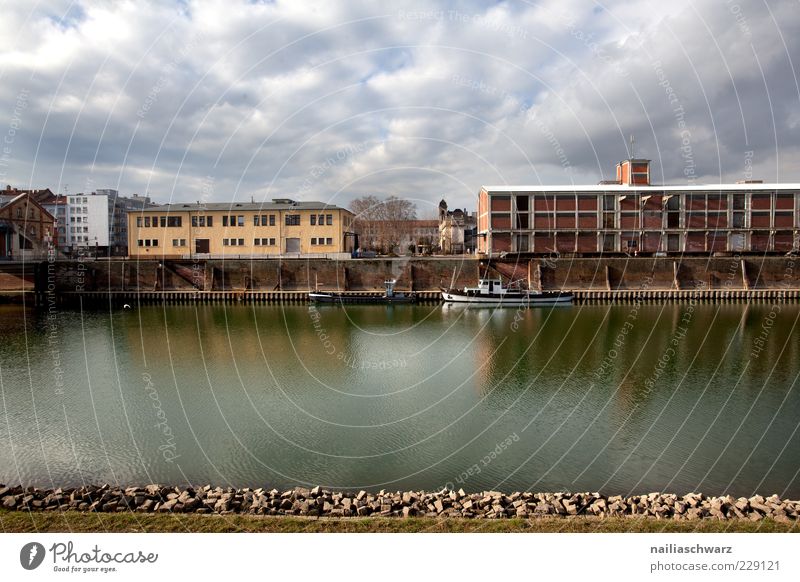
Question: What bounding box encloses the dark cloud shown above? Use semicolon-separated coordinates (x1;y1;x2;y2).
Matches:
0;0;797;210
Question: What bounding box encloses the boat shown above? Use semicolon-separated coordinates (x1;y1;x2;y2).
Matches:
309;279;415;304
441;278;572;306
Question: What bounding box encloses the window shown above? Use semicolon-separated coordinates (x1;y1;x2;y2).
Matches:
238;238;244;246
237;215;244;227
144;216;151;227
206;216;213;227
137;217;143;227
223;239;229;246
172;239;186;246
311;237;317;245
310;215;316;226
192;216;198;227
167;216;182;227
326;214;333;225
269;215;275;226
137;240;143;247
254;238;261;246
326;238;332;245
145;239;151;247
152;239;158;247
268;238;275;245
286;214;300;226
254;215;260;226
160;216;166;227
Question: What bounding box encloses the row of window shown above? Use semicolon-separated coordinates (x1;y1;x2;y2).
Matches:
135;214;336;228
137;237;335;248
136;216;183;227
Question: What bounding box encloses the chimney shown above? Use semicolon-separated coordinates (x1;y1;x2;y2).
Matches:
616;158;651;186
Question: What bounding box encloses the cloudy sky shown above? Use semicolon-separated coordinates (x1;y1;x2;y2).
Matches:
1;0;798;214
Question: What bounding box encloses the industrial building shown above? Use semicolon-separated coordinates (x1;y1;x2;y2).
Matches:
127;199;357;258
477;159;800;256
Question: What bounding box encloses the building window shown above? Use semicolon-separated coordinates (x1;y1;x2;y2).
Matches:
137;217;143;227
223;239;229;246
160;216;167;227
144;216;151;227
254;215;260;226
192;216;198;227
286;214;300;226
254;238;261;245
326;237;332;245
318;214;324;225
172;239;186;246
310;215;316;226
152;239;158;247
326;214;333;225
137;239;143;247
167;216;182;227
238;238;244;246
269;215;275;226
206;216;213;227
311;237;317;245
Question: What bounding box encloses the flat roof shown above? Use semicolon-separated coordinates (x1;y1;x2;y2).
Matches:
130;201;352;212
482;183;800;193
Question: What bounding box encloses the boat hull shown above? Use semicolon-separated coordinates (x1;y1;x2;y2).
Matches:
441;289;572;306
309;292;415;304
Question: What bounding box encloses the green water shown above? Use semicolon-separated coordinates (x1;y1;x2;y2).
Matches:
0;301;798;496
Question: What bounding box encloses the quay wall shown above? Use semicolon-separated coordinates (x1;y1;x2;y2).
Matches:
2;255;798;304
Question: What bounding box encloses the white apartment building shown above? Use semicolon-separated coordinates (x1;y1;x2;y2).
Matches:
64;192;110;252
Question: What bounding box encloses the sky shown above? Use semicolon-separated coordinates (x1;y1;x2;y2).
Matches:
0;0;798;215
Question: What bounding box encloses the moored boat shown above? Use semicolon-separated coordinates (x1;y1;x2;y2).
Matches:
309;279;415;304
441;278;572;306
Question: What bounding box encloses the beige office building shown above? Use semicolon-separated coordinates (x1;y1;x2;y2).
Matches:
127;199;357;258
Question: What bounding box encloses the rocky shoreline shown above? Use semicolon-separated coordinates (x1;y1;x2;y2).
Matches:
1;484;798;522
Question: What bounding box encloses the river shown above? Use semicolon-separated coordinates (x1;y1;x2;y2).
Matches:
0;301;798;496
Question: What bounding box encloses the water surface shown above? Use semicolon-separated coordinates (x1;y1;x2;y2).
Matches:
0;301;798;496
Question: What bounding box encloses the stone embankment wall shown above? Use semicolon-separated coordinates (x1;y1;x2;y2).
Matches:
42;257;480;294
2;256;798;300
0;484;797;522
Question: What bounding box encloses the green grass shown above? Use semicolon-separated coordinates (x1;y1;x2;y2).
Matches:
1;510;797;533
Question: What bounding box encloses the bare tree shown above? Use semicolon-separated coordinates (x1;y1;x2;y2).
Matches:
351;195;417;253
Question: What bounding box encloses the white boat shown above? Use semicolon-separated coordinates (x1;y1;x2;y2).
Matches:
441;278;572;306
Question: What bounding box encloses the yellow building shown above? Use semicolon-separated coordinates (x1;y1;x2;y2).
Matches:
127;199;357;258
